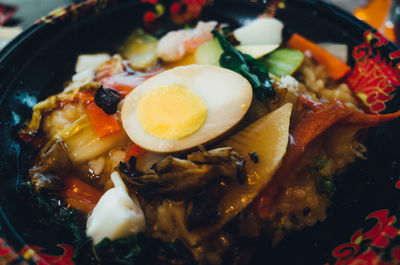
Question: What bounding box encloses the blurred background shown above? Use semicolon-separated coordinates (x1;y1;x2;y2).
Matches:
0;0;399;49
0;0;76;28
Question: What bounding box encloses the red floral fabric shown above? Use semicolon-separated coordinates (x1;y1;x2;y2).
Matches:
347;31;400;114
329;210;400;265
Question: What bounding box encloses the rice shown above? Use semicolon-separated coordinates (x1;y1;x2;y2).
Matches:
297;57;360;109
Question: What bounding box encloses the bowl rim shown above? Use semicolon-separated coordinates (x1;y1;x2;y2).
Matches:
0;0;399;264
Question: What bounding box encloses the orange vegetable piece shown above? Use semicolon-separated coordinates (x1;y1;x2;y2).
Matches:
287;33;351;80
61;177;102;214
253;97;400;219
86;101;121;138
125;143;144;161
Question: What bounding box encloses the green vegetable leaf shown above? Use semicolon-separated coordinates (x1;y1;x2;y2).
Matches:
94;233;195;265
264;48;304;77
212;29;275;101
19;181;90;252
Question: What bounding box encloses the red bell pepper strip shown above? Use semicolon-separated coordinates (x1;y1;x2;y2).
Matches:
125;143;144;161
253;97;400;219
86;101;121;138
61;177;102;214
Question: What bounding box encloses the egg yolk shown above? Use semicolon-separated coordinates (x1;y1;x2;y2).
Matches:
136;84;208;140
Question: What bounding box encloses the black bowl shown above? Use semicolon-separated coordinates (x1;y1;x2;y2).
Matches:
0;0;400;264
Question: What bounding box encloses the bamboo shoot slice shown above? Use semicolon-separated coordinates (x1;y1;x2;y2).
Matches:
218;102;292;216
195;103;292;239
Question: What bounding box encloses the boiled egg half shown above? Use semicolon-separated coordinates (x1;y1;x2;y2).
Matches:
121;65;253;153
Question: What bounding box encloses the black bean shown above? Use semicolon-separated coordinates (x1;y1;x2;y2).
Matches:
248;152;259;163
94;84;120;114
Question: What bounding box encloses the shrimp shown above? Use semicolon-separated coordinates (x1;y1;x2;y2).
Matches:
156;21;217;62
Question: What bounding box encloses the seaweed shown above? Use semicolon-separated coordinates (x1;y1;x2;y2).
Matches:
94;84;121;115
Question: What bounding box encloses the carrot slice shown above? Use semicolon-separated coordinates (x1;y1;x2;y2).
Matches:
61;177;102;214
287;33;351;80
86;101;121;138
125;143;144;161
253;98;400;219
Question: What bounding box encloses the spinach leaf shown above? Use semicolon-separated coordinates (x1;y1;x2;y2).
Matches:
20;182;85;242
94;233;195;265
212;29;275;101
19;181;91;255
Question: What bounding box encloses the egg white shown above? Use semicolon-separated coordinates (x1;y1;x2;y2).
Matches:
121;64;253;153
86;171;145;244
